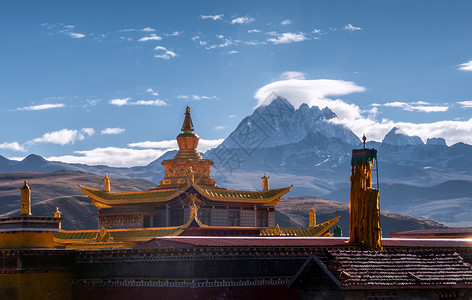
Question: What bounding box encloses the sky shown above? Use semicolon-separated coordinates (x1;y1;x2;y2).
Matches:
1;0;472;167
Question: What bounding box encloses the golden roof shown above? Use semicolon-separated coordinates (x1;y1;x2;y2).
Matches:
80;183;292;208
260;215;341;237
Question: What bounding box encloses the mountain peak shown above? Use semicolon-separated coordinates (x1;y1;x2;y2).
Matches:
22;154;47;163
256;96;295;114
426;137;447;146
382;127;424;146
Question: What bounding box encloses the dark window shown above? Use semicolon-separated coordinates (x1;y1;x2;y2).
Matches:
170;207;184;226
228;210;240;226
152;213;160;227
198;209;211;225
143;215;151;227
257;211;268;227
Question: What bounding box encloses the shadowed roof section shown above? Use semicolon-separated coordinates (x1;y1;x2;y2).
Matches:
291;249;472;289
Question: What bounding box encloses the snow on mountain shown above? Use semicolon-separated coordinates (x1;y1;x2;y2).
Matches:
220;96;360;150
382;127;424;146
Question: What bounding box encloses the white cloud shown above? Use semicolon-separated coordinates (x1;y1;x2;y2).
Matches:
177;94;218;100
82;128;95;136
245;40;266;46
248;29;262;33
281;19;292;25
376;101;449;113
228;50;239;54
134;100;167;106
154;46;177;59
109;98;130;106
198;139;225;152
109;98;167;106
267;32;308;44
17;103;65;111
146;88;159;96
138;34;162;42
83;99;101;107
47;147;167;167
128;139;177;149
391;119;472;146
204;38;234;50
458;60;472;71
255;77;472;145
200;14;224;21
254;78;366;110
216;34;224;39
129;138;224;153
0;141;26;152
214;126;226;131
27;128;93;146
142;27;155;32
280;71;306;80
166;31;182;37
313;29;321;34
101;128;125;135
458;101;472;108
343;24;362;31
68;32;86;38
231;16;254;24
192;36;200;41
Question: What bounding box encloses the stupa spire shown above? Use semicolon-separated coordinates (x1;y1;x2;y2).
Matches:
181;105;194;133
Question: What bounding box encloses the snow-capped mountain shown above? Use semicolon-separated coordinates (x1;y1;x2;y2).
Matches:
2;96;472;226
382;127;424;145
220;96;360;150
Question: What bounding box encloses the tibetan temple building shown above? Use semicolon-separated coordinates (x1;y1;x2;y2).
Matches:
1;106;472;300
50;106;340;247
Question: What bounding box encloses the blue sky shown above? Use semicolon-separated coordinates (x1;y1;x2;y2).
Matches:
1;0;472;167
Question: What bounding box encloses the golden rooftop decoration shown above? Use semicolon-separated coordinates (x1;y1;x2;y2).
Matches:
54;207;62;218
262;172;269;191
103;174;111;192
20;180;31;216
158;106;218;188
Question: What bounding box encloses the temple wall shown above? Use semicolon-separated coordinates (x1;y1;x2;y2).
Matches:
268;211;275;227
184;207;190;223
211;209;228;226
241;210;255;227
152;209;166;227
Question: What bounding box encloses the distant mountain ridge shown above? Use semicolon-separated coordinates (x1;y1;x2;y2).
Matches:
1;96;472;226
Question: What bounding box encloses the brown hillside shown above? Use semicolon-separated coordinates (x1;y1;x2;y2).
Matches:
276;197;445;237
1;171;444;234
0;171;156;229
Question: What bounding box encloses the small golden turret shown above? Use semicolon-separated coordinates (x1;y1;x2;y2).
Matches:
103;174;111;192
181;105;194;133
174;106;202;160
54;207;62;229
262;173;269;191
20;180;31;216
54;207;62;218
309;207;316;228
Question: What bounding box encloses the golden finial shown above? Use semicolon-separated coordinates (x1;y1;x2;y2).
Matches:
103;174;111;192
181;105;194;133
309;207;316;228
261;172;269;191
20;180;31;216
54;207;62;218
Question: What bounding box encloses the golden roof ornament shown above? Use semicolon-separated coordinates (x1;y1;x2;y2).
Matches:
54;207;62;218
181;105;194;133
